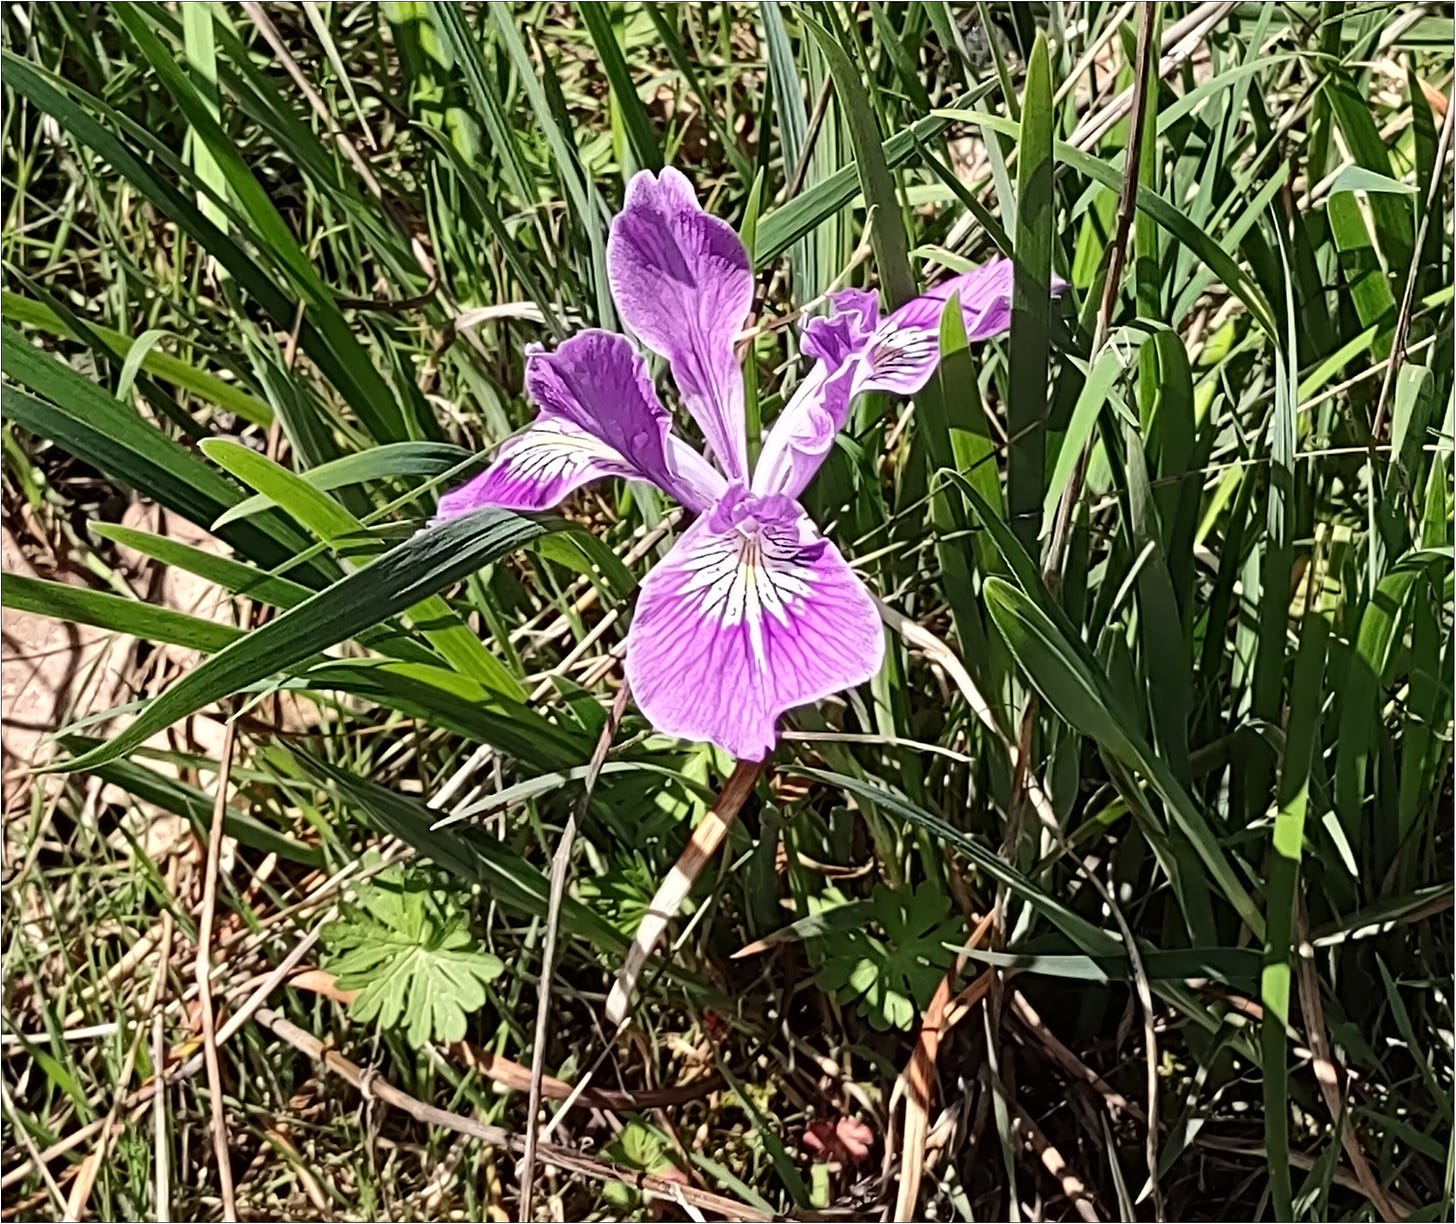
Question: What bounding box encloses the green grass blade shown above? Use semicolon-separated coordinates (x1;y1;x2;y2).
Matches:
1007;30;1055;555
53;508;552;773
1;51;412;443
202;439;363;543
984;577;1265;937
300;658;582;767
2;574;242;654
1043;347;1122;531
936;108;1280;338
917;298;993;687
213;442;471;529
792;766;1119;955
112;5;414;443
760;1;806;175
2;328;319;571
89;522;316;608
755;102;972;264
1260;611;1329;1222
426;2;536;205
202;439;524;699
1333;565;1426;846
66;738;324;867
295;751;632;954
488;9;590;224
802;15;915;308
2;295;271;430
579;3;662;174
1122;421;1193;780
644;6;751;180
180;2;227;230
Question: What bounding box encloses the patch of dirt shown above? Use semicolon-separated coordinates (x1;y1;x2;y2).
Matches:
2;503;235;820
1;522;127;814
3;497;323;852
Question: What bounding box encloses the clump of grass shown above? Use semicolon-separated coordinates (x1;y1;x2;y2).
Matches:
2;3;1451;1221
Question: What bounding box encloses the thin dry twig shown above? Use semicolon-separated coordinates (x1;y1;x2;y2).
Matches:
519;682;630;1221
1008;1097;1101;1223
443;1039;723;1112
1293;904;1400;1222
894;911;995;1221
5;906;332;1205
1012;992;1145;1122
240;0;439;300
152;1004;168;1222
196;718;238;1221
1369;98;1455;449
253;1007;770;1221
0;1081;68;1217
1044;0;1158;579
64;887;176;1222
785;76;835;203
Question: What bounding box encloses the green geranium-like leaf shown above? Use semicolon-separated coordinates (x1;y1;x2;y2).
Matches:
811;883;961;1031
323;870;503;1047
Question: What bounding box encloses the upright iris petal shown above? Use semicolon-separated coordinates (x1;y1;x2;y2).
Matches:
607;169;754;483
751;289;880;499
749;361;857;500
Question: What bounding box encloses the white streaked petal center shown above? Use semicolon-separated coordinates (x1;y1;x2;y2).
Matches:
866;325;937;380
681;519;819;669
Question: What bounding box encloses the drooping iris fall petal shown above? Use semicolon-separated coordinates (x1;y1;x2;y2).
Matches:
607;169;754;483
853;260;1068;394
879;260;1021;340
624;488;884;762
434;329;726;519
435;416;643;516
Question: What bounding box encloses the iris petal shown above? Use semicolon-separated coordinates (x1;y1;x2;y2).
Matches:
753;258;1068;498
525;328;727;509
608;169;753;482
625;491;884;761
435;330;725;520
435;417;640;516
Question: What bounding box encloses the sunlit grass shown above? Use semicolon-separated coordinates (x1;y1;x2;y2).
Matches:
1;3;1451;1220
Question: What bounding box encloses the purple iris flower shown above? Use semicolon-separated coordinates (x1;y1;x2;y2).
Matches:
436;169;1024;761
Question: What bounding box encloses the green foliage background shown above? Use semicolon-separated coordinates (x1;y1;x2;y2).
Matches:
1;3;1451;1220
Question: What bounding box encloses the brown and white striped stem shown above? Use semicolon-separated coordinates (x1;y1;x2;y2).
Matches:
605;759;764;1026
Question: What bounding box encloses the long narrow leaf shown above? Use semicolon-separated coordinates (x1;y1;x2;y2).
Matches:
54;508;553;773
